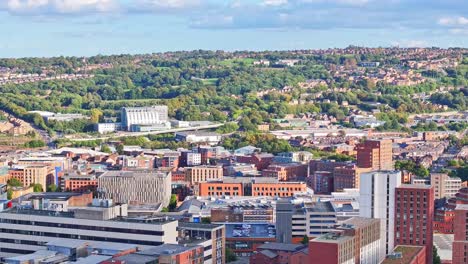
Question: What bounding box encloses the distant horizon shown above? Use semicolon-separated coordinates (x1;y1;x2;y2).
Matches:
1;45;467;59
1;1;467;57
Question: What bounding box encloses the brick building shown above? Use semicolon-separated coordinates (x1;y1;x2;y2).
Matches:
394;184;434;264
356;139;393;170
198;182;244;196
236;153;275;170
452;204;468;264
261;163;308;181
185;166;223;185
250;243;308;264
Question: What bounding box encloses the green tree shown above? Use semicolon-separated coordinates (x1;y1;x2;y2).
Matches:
24;140;46;148
47;184;58;192
161;207;169;212
90;108;103;123
225;247;237;263
116;144;124;155
7;178;22;187
32;183;43;192
100;144;112;153
301;235;309;245
7;189;13;200
433;246;441;264
201;217;211;224
169;194;178;211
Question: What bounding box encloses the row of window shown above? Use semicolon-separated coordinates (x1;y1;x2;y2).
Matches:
0;218;164;236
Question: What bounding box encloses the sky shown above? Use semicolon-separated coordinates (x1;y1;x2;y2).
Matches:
0;0;467;57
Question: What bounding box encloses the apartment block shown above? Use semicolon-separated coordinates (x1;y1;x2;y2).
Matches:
431;173;462;199
360;170;401;261
394;184;434;264
333;165;371;192
185;166;223;185
198;182;243;196
8;165;49;189
251;182;307;197
356;139;393;170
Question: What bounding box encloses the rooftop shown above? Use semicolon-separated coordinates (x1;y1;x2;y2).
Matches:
257;242;307;252
225;222;275;239
398;184;433;190
137;244;200;257
311;232;353;244
381;245;425;264
306;201;336;213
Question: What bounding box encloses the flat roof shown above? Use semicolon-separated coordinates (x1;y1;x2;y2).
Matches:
306;201;336;213
382;245;425;264
311;233;353;244
433;233;454;261
114;254;157;264
137;244;200;256
257;242;306;252
398;184;433;190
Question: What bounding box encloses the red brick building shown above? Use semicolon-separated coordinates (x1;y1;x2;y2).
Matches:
452;204;468;264
250;243;308;264
382;245;426;264
261;163;308;181
394;184;434;264
356;139;393;170
236;153;275;170
63;175;98;193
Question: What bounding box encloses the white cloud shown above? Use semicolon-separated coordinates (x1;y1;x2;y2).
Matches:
392;39;428;48
262;0;288;6
136;0;201;9
5;0;117;14
438;16;468;26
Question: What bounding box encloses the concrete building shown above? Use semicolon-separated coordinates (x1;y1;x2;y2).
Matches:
180;151;202;167
276;199;294;244
309;217;381;264
0;207;178;259
121;106;169;131
452;204;468;264
97;170;171;206
95;122;122;134
185;166;223;185
360;170;402;261
394;184;434;264
356;139;393;170
175;131;222;145
431;173;462;200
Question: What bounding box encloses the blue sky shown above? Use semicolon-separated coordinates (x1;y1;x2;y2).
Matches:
0;0;467;57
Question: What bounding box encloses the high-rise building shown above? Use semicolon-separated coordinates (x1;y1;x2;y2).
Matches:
121;106;169;131
356;139;393;170
360;170;402;261
394;184;434;264
97;170;172;206
276;199;294;243
309;217;381;264
452;204;468;264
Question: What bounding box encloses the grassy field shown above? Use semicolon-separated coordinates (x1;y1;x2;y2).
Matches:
201;78;219;85
220;58;256;66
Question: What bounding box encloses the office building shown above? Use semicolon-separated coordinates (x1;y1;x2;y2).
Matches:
333;165;371;192
0;207;178;259
360;170;402;261
394;184;434;264
276;199;294;243
309;171;334;194
452;204;468;264
175;131;222;145
98;170;171;206
356;139;393;170
121;106;169;131
431;173;462;200
309;217;381;264
185;166;223;185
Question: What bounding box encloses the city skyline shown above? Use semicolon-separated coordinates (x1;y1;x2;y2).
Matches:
0;0;467;57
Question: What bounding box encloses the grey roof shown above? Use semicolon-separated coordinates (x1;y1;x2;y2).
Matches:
257;243;307;252
259;249;278;259
72;255;112;264
47;238;89;248
137;244;200;257
115;254;158;264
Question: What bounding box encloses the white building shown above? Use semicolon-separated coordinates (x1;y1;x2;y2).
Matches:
359;170;402;262
175;132;222;145
121;106;169;131
95;123;122;134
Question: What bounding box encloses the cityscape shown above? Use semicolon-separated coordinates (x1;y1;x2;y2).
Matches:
0;1;467;264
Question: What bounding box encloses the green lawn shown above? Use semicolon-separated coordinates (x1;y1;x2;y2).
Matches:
220;58;255;66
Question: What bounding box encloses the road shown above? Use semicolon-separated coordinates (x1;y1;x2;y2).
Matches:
66;123;224;142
